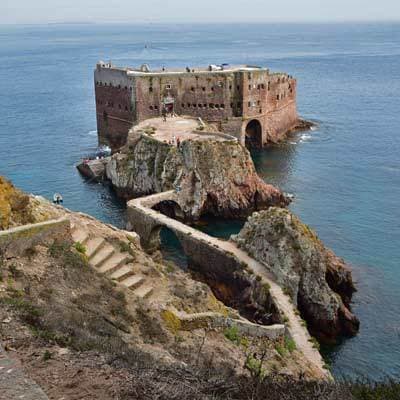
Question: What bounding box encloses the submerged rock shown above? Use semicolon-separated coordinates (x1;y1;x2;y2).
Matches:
106;133;288;220
232;207;359;343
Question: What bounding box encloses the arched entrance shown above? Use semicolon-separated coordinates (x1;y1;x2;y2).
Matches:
245;119;263;148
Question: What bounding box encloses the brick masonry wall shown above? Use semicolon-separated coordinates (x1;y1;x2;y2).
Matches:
94;67;135;148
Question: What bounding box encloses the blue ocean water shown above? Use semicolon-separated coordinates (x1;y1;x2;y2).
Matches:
0;22;399;378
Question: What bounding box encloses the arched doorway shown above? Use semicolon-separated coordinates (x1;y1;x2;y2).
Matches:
245;119;262;148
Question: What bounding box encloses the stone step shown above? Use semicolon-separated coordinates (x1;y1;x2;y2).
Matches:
71;229;89;245
90;244;115;268
133;285;154;299
86;237;105;258
120;275;144;290
97;253;130;275
109;264;135;281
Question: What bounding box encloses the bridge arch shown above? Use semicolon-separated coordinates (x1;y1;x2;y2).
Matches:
152;200;185;220
244;119;263;148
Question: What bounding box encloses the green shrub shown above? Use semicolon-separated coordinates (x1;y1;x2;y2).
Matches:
285;337;296;353
224;325;240;344
74;241;86;254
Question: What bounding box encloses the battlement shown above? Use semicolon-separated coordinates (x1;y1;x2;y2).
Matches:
94;62;299;150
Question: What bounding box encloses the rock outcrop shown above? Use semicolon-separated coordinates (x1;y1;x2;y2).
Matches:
106;133;288;220
232;207;359;343
0;177;60;230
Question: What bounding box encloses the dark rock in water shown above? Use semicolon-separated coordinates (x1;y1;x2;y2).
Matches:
232;207;359;343
76;157;110;181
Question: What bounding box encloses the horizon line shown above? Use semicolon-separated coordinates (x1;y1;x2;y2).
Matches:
2;18;400;26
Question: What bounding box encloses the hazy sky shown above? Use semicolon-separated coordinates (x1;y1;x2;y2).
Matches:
2;0;400;24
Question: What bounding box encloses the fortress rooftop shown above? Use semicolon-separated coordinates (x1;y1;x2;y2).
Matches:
96;62;269;76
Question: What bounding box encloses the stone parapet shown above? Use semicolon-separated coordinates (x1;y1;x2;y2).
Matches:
0;218;71;257
162;309;285;340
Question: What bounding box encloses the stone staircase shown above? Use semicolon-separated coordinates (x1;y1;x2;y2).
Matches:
70;223;154;300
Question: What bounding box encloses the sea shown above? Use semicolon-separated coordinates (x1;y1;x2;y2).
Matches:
0;22;399;379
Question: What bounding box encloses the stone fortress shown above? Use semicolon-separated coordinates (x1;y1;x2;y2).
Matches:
94;62;300;149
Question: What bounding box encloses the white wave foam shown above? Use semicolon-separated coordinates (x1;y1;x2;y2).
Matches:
88;130;97;136
299;133;312;142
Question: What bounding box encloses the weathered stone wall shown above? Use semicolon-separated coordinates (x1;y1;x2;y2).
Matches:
0;218;72;257
94;66;135;148
162;309;285;339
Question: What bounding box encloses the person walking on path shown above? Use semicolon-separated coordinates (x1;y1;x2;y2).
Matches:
162;106;167;122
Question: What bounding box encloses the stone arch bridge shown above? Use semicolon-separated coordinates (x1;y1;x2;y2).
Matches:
127;191;330;379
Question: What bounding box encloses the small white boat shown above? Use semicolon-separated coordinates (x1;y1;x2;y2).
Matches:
53;193;63;204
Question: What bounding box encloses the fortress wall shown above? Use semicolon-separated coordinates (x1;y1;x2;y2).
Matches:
135;72;240;123
262;100;298;143
94;67;135;148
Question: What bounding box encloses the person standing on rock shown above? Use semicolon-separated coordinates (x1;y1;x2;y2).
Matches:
162;106;167;122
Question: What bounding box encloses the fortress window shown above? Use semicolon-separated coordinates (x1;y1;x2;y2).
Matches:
257;84;260;90
104;82;107;86
202;87;206;91
261;84;265;89
187;103;191;108
166;84;172;90
257;100;260;105
211;87;214;91
248;85;251;90
215;104;220;109
237;85;240;90
130;87;133;91
149;87;153;92
99;82;102;86
155;105;159;110
248;73;251;80
220;104;225;109
193;104;197;108
203;103;207;108
125;86;128;90
125;106;128;111
277;78;280;83
118;104;122;109
230;103;233;108
191;87;195;92
259;108;262;113
229;85;232;90
118;84;121;89
209;103;214;108
277;94;280;100
149;106;154;110
268;82;270;90
181;103;185;108
198;104;202;108
248;101;251;107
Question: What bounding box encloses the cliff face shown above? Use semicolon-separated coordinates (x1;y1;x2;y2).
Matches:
232;207;359;343
106;133;288;220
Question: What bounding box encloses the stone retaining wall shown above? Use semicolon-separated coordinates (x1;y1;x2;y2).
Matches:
0;218;71;257
162;310;285;340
